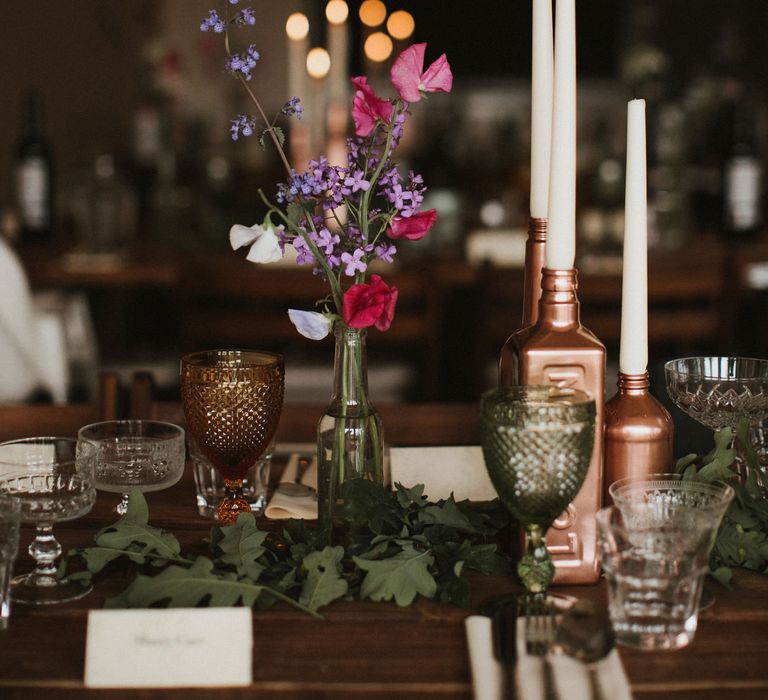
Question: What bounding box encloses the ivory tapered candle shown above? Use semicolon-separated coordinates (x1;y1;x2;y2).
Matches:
530;0;553;219
619;99;648;375
326;1;349;105
545;0;576;270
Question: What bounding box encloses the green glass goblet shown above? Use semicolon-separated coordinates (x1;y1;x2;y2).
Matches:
480;385;596;596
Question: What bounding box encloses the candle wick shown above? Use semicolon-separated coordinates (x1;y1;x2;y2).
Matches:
633;87;637;100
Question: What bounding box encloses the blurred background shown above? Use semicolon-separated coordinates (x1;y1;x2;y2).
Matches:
1;0;768;414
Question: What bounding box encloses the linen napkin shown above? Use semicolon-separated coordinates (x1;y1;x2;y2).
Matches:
464;614;633;700
264;454;318;520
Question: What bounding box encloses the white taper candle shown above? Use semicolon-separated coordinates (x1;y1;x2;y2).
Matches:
530;0;553;220
619;99;649;375
545;0;576;270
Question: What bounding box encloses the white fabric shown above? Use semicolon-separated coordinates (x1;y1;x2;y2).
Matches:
465;614;633;700
264;454;319;520
0;239;49;402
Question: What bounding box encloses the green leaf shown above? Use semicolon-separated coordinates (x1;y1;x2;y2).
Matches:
211;513;268;578
394;483;427;510
106;556;319;617
286;202;307;227
420;496;478;534
272;125;285;148
354;545;436;606
709;566;733;588
299;546;348;611
675;453;700;474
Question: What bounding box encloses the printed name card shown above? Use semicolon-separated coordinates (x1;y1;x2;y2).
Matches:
389;446;497;502
84;608;252;688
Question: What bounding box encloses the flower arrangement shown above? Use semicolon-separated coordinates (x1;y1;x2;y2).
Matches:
201;1;452;543
201;1;453;339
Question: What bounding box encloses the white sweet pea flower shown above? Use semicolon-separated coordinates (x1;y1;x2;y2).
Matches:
288;309;332;340
229;222;283;264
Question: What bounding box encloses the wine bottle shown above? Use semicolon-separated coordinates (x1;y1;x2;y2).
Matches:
723;98;762;238
15;91;53;243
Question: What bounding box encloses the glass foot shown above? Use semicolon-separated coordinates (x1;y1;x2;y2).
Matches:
11;573;92;605
699;584;715;611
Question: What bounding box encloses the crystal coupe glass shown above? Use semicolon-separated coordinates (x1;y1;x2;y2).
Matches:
664;357;768;431
480;385;596;596
181;350;284;524
0;437;96;604
77;420;185;515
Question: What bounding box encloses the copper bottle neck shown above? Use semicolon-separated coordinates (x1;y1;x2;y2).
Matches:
616;371;650;395
537;268;581;329
521;217;548;327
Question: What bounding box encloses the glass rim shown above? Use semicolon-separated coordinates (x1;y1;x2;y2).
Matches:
608;473;735;509
77;419;184;441
664;356;768;379
481;384;594;407
180;349;283;368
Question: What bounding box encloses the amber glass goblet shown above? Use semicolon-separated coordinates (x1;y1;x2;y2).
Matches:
480;385;596;597
181;350;284;524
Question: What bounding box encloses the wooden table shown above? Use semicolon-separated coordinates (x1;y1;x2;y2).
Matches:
0;418;767;698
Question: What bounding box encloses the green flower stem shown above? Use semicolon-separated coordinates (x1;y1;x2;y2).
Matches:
258;190;343;311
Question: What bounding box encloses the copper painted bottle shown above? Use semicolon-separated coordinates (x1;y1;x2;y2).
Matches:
499;218;547;386
603;371;674;503
499;267;606;585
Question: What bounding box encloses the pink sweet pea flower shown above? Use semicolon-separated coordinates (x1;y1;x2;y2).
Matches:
387;209;437;241
390;43;453;103
342;274;398;331
350;76;394;137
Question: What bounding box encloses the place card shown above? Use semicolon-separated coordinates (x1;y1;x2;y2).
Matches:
84;608;252;688
389;446;497;501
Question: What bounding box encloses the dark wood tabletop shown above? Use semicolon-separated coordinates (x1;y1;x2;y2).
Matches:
0;406;767;699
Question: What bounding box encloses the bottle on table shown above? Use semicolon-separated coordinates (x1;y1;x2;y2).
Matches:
14;91;53;244
723;97;763;239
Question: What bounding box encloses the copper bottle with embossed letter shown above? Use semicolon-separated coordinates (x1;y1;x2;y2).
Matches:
499;267;605;585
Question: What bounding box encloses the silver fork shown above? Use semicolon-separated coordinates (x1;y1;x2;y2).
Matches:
522;596;559;700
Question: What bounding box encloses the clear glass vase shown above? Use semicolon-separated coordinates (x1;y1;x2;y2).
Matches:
317;322;384;545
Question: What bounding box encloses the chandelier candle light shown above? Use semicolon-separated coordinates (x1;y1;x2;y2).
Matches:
499;0;606;586
604;99;674;501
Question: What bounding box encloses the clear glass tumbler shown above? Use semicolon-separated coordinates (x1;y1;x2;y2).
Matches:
598;476;734;650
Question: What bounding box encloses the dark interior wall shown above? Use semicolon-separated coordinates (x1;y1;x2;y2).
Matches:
0;1;156;209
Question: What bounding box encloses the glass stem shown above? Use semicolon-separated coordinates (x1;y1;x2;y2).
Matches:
29;524;61;587
518;523;555;595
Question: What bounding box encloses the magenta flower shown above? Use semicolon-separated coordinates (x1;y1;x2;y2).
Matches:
390;43;453;103
342;275;398;331
387;209;437;241
350;76;393;137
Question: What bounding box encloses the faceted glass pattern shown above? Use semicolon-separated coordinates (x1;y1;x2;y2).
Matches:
665;356;768;430
181;351;284;482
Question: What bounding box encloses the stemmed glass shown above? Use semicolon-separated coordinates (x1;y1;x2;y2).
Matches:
181;350;284;525
665;357;768;479
480;385;596;597
0;437;96;604
77;420;186;515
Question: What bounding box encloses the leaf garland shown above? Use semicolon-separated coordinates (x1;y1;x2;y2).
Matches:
677;418;768;586
63;483;512;616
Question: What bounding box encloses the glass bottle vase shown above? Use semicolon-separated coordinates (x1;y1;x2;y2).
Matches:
317;322;384;545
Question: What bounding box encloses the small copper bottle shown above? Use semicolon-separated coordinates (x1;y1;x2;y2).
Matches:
603;372;674;503
500;267;606;586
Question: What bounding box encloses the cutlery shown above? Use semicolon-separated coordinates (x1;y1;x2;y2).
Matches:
553;599;615;700
522;596;559;700
478;595;518;699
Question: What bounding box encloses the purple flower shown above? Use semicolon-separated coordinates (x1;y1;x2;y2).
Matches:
237;8;255;26
281;96;303;120
225;44;261;80
292;235;315;266
200;9;225;32
315;227;340;255
375;242;397;263
230;114;256;140
341;249;367;276
343;170;370;194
